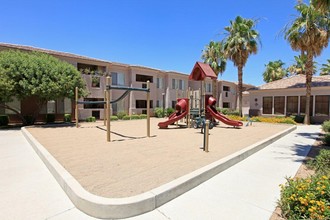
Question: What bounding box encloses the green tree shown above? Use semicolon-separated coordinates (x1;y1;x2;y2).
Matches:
320;59;330;75
312;0;330;13
263;60;288;83
222;16;260;116
284;1;330;124
201;41;226;100
0;50;87;124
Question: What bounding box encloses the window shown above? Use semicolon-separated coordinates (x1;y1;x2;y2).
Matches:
136;74;153;83
136;100;153;108
315;95;329;116
47;100;56;114
172;101;176;108
142;83;147;88
172;79;177;89
83;98;104;109
111;72;125;86
156;100;160;108
179;80;185;90
64;98;72;114
263;97;272;114
300;96;313;116
286;96;298;115
274;96;285;115
92;111;100;119
78;63;97;73
206;83;212;93
223;102;230;108
223;86;230;91
156;78;163;89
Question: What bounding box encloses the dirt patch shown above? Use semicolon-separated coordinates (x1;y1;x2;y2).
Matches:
27;118;292;198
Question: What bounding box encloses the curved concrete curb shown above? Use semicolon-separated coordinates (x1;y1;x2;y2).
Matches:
22;125;296;219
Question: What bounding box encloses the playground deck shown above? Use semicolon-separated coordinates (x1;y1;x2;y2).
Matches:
26;118;292;198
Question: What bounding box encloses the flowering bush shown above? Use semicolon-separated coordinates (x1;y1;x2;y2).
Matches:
279;175;330;220
251;116;296;124
308;149;330;174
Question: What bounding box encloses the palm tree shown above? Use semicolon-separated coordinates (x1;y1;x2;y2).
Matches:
320;59;330;75
263;60;288;83
201;41;226;101
284;1;330;124
287;55;317;75
222;16;260;116
312;0;330;13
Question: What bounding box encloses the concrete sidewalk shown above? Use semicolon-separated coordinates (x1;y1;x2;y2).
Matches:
0;125;321;220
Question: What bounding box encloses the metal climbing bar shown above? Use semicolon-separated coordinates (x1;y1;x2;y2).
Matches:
77;100;105;104
106;85;150;92
110;90;130;104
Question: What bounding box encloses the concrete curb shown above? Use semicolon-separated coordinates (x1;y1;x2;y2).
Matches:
22;125;296;219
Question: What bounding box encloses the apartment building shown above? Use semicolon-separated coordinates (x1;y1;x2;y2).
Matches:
0;43;252;122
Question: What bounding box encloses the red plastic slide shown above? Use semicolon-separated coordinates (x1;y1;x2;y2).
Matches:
158;98;189;129
206;105;243;127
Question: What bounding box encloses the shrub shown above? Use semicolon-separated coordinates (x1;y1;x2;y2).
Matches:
0;115;9;126
308;149;330;174
139;114;147;119
154;107;164;118
219;108;229;115
46;114;56;123
250;116;296;124
324;133;330;146
292;115;305;123
131;115;140;120
86;116;96;122
122;115;131;120
110;116;118;121
279;175;330;220
64;114;71;123
165;108;175;117
228;109;240;116
322;120;330;133
227;115;245;121
116;111;127;120
23;115;34;125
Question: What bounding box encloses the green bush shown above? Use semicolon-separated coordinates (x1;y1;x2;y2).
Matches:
116;111;127;120
0;115;9;126
165;108;175;117
46;114;55;123
279;175;330;220
228;109;240;116
154;107;165;118
308;149;330;174
23;115;34;125
122;115;131;120
292;115;305;123
324;133;330;146
110;116;118;121
85;116;96;122
219;108;229;115
64;114;71;123
322;120;330;133
131;115;140;120
139;114;147;119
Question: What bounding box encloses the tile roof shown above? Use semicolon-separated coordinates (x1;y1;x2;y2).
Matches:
189;62;217;81
256;74;330;90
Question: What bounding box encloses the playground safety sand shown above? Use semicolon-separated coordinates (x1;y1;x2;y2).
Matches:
27;118;292;198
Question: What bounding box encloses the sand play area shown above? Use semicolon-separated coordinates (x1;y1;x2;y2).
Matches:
26;118;293;198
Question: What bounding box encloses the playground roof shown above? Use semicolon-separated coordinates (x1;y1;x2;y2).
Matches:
189;62;217;81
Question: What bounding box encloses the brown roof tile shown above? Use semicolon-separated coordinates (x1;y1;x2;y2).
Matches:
189;62;217;81
257;75;330;90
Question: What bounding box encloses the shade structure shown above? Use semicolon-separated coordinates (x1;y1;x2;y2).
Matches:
189;62;217;81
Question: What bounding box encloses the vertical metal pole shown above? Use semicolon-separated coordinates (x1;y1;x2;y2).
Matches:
75;87;78;128
106;77;111;142
147;81;150;137
205;120;209;152
104;90;106;126
198;88;201;117
187;88;190;128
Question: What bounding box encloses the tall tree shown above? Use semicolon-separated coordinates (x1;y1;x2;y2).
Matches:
312;0;330;13
222;16;260;116
284;1;330;124
287;54;317;75
320;59;330;75
263;60;288;83
0;50;87;124
201;41;226;101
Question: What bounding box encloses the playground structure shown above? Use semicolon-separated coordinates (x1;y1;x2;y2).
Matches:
158;98;189;129
75;76;151;142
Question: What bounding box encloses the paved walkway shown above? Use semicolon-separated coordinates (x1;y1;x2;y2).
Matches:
0;125;321;220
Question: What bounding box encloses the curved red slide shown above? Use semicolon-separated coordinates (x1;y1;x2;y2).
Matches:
206;105;243;127
158;110;188;128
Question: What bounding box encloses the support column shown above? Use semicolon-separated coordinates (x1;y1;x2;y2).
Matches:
106;77;111;142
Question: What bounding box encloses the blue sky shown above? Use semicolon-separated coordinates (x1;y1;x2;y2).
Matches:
0;0;329;86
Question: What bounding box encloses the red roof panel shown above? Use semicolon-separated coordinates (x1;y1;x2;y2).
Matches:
189;62;217;81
